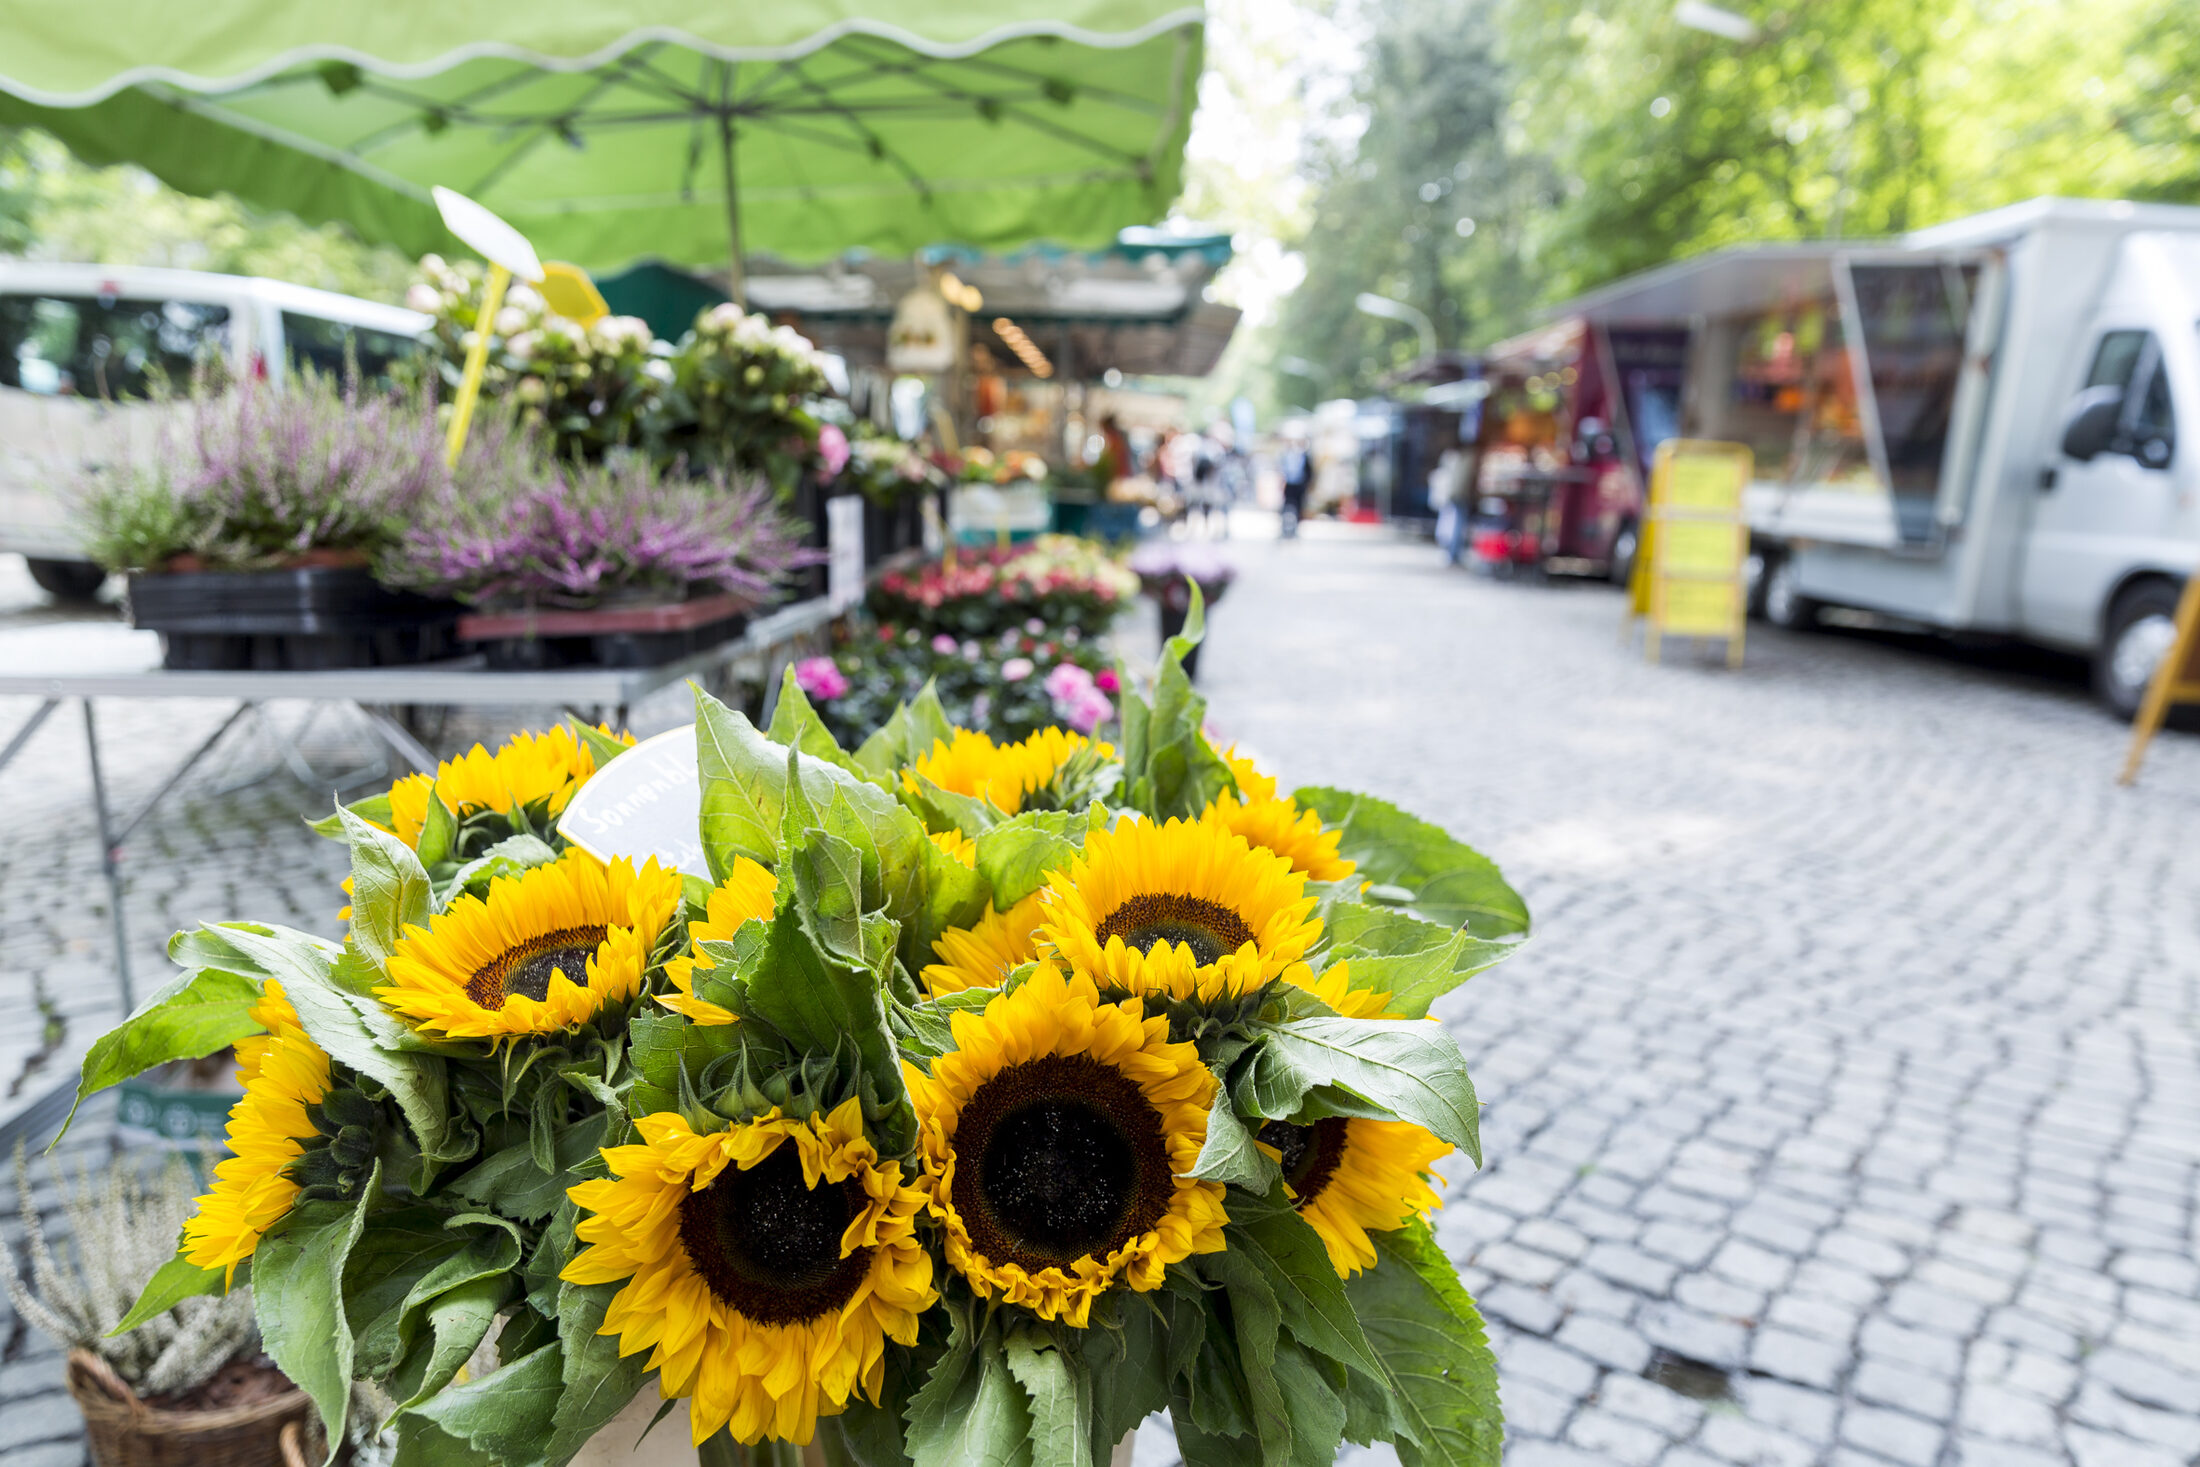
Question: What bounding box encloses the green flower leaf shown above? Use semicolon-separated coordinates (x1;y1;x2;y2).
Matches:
1233;1017;1481;1165
973;808;1089;909
1185;1075;1282;1192
853;680;957;778
1116;586;1233;820
393;1274;510;1412
545;1279;649;1456
60;966;261;1142
1076;1293;1170;1465
567;718;635;769
111;1249;226;1336
308;790;392;840
343;1206;472;1379
1345;1220;1503;1467
401;1338;566;1464
1316;902;1522;1018
1290;789;1528;939
907;1330;1035;1467
255;1163;379;1453
768;666;868;776
337;806;433;967
1223;1190;1386;1388
1004;1331;1091;1467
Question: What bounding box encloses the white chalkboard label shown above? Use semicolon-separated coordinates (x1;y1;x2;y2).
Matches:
557;724;709;878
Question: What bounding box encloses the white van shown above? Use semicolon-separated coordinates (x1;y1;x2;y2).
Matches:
1554;198;2200;715
0;264;428;599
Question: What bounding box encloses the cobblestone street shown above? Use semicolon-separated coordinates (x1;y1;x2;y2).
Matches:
3;527;2199;1465
1196;527;2200;1467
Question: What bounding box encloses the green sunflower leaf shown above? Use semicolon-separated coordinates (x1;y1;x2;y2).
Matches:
974;808;1088;909
904;829;991;980
1194;1249;1290;1460
111;1249;226;1336
769;665;868;777
1185;1077;1281;1192
907;1329;1035;1467
1288;790;1529;940
901;772;1006;840
1004;1330;1092;1467
309;789;392;840
336;806;433;968
544;1279;649;1457
255;1162;379;1453
1078;1293;1171;1464
414;788;458;870
567;717;636;769
1345;1220;1503;1467
436;833;558;907
400;1338;566;1465
59;966;262;1143
1115;585;1233;821
853;680;957;779
342;1205;471;1379
1270;1338;1350;1467
1314;902;1522;1019
391;1273;510;1411
1222;1190;1385;1386
1232;1016;1481;1165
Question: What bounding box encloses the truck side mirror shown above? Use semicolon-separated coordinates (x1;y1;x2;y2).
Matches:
2059;385;2125;462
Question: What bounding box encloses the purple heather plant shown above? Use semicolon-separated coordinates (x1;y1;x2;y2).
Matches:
385;424;816;609
79;366;446;574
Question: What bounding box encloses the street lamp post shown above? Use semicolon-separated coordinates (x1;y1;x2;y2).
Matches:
1354;292;1436;363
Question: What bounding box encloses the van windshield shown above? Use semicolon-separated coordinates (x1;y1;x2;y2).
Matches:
0;294;230;399
281;312;423;384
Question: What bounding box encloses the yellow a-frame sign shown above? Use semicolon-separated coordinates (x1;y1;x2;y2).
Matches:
1628;440;1753;667
2117;569;2200;784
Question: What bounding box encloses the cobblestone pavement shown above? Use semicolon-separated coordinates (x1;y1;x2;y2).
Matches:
1185;526;2200;1467
5;531;2199;1464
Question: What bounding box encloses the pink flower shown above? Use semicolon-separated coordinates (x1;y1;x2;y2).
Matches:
1094;668;1121;694
1001;657;1035;683
816;422;850;481
795;655;850;701
932;633;959;655
1062;687;1114;734
1045;663;1094;702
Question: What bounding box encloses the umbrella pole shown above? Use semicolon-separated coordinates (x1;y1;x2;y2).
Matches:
718;108;746;310
446;261;511;467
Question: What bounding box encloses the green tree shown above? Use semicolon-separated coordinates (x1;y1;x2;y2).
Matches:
0;128;412;300
1261;0;1549;408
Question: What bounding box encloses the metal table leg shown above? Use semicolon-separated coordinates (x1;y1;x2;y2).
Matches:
80;701;134;1014
357;704;439;774
0;698;59;776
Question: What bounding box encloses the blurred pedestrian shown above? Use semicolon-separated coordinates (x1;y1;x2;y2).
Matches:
1430;446;1469;565
1279;431;1312;539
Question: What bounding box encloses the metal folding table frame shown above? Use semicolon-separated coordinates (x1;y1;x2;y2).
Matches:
0;598;834;1008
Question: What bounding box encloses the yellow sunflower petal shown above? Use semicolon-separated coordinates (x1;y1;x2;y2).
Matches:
1206;791;1357;884
182;980;329;1284
1037;815;1320;1003
909;966;1226;1327
661;858;778;1025
920;890;1048;996
1264;1116;1450;1277
562;1106;936;1447
374;725;635;849
902;727;1106;815
928;829;978;867
376;849;680;1040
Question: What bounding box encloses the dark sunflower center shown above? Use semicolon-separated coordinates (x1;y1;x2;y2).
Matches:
676;1142;872;1326
465;925;608;1009
1259;1118;1350;1206
1093;893;1255;965
956;1053;1171;1270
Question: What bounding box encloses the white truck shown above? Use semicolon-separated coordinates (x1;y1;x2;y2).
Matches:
1556;197;2200;715
0;263;427;600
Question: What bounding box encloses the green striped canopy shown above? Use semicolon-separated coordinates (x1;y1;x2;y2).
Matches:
0;3;1204;271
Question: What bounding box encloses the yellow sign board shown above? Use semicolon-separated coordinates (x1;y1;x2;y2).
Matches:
537;262;611;325
1629;440;1752;666
2117;570;2200;785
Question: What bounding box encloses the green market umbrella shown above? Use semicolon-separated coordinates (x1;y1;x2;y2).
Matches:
0;3;1204;296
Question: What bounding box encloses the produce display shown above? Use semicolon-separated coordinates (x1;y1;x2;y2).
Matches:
71;609;1521;1466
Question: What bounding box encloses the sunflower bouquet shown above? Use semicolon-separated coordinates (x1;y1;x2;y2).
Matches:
68;601;1524;1467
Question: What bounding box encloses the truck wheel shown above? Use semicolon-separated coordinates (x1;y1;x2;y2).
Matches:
24;558;109;602
1762;555;1818;630
1608;522;1639;587
2096;580;2182;720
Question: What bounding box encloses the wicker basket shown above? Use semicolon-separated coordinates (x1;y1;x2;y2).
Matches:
67;1349;310;1467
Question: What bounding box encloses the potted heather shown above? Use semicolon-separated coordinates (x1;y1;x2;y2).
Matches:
382;421;817;668
1129;540;1238;678
838;426;948;565
1;1147;308;1466
79;368;461;669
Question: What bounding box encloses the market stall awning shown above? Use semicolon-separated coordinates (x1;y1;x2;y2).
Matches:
0;2;1205;273
737;228;1241;377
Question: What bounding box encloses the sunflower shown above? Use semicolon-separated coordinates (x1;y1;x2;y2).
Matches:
376;851;680;1040
906;967;1226;1326
928;828;978;867
1038;816;1321;1003
381;725;633;847
1219;744;1278;803
562;1100;935;1446
182;981;330;1284
1206;790;1357;883
920;890;1048;996
1256;1116;1449;1277
903;727;1099;814
660;858;779;1026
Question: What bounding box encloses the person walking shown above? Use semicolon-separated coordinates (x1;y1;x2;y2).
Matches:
1429;446;1469;566
1279;431;1312;539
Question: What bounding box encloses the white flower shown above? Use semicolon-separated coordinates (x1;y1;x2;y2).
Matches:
1001;657;1034;683
420;254;447;276
591;315;653;350
515;376;548;404
505;330;539;361
644;359;674;384
405;283;441;314
548;319;587;346
704;302;748;332
504;283;543;314
494;305;531;336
